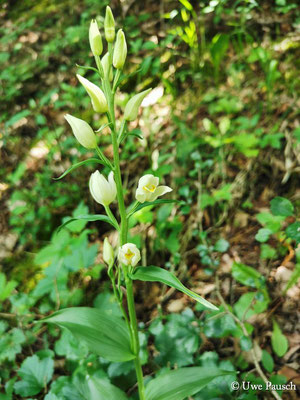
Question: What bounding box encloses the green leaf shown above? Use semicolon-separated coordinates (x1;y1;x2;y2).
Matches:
76;64;100;75
261;350;274;373
0;273;17;301
256;212;284;232
53;159;105;180
270;197;294;217
41;307;135;362
95;123;110;133
286;221;300;244
87;377;128;400
145;367;234;400
14;355;54;397
129;200;182;217
271;320;288;357
255;228;272;243
232;262;263;288
57;214;119;232
214;238;229;253
210;33;229;70
128;131;144;140
130;266;218;310
260;244;277;260
240;336;252;351
284;263;300;294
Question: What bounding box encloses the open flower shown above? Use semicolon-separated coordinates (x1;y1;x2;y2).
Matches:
77;74;108;113
118;243;141;267
135;174;172;203
89;170;117;206
64;114;97;149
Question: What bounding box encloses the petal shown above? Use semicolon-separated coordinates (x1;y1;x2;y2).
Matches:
89;172;103;204
108;171;117;200
149;185;172;201
135;188;147;203
138;174;159;189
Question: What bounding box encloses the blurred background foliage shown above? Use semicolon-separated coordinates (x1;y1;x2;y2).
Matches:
0;0;300;399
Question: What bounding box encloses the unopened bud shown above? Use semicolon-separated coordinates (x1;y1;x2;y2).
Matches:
89;19;103;56
77;74;108;113
104;6;115;43
124;88;152;121
64;114;97;149
103;237;114;266
101;53;113;81
113;29;127;70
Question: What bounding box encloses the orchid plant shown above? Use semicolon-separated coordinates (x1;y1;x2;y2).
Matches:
42;7;232;399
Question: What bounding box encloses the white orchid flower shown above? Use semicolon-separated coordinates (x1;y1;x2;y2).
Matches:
89;170;117;206
118;243;141;267
135;174;172;203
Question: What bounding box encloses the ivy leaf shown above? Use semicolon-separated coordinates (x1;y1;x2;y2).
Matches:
286;221;300;244
14;355;54;397
270;197;294;217
255;228;272;243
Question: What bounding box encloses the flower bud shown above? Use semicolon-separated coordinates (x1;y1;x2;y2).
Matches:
89;19;103;56
101;53;113;81
64;114;97;149
89;170;117;206
77;74;108;113
103;237;114;266
113;29;127;70
118;243;141;267
104;6;115;43
124;88;152;121
135;174;172;203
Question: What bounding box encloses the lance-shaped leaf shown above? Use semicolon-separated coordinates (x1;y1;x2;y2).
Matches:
88;377;128;400
127;199;182;218
130;266;218;310
54;158;106;181
41;307;135;362
145;367;235;400
57;214;119;232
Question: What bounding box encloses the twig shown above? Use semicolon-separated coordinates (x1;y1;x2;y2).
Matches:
215;275;282;400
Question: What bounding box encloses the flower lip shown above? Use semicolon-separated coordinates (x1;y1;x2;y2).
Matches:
135;174;172;203
124;248;134;261
143;184;156;193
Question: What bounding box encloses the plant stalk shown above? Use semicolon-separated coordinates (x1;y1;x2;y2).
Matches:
100;63;146;399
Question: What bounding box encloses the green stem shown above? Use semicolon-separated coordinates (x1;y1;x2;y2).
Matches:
108;267;131;333
98;60;146;400
95;146;114;170
125;274;146;400
104;205;119;231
